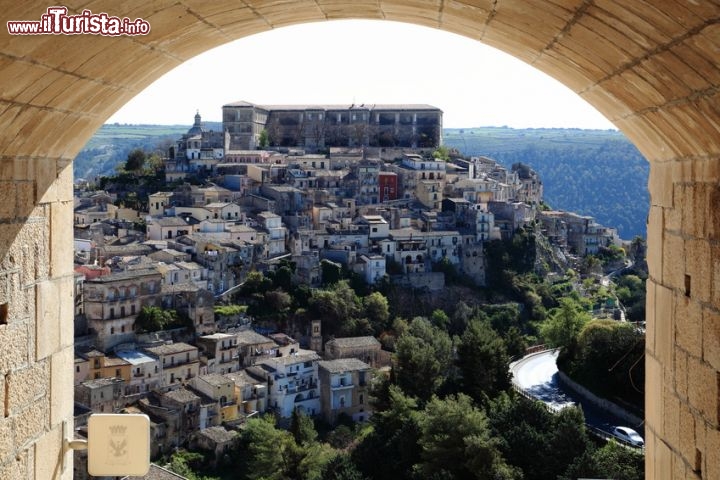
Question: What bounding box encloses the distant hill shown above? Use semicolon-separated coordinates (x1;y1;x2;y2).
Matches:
73;124;649;239
73;122;221;181
444;127;649;239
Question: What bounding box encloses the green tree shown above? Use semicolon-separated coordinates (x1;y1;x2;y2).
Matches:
239;271;273;296
291;408;318;446
394;318;452;402
539;297;591;349
488;394;592;480
430;309;449;330
258;129;269;148
352;386;421;480
362;292;390;334
321;453;367;480
124;148;146;172
560;319;644;406
309;280;361;336
239;416;293;480
415;394;519;480
167;450;218;480
456;318;511;404
432;145;450;161
135;306;178;333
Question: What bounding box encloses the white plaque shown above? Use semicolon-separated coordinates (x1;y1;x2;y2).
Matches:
87;414;150;476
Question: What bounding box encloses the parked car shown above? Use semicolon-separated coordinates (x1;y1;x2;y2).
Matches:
612;426;644;447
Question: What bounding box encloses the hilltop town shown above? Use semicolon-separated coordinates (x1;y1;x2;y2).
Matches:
71;102;626;477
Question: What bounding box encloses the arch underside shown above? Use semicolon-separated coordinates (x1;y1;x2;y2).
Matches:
2;1;720;478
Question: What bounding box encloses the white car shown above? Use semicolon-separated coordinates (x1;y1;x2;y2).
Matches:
612;426;644;447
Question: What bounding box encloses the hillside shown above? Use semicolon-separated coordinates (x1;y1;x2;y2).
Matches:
444;127;649;239
73;124;649;239
73;123;220;181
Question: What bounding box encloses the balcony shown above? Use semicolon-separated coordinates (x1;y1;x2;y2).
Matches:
287;383;317;394
331;382;354;391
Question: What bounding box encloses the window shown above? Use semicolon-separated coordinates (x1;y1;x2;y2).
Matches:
115;369;120;377
359;394;364;404
75;366;79;373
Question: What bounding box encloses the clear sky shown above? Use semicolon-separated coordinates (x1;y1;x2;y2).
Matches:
108;20;616;130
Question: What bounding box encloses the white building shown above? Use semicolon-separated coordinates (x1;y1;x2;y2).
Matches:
115;349;162;396
256;351;321;418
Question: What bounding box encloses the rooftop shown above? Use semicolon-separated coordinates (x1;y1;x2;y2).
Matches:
163;387;200;404
318;358;371;373
223;100;441;112
144;342;197;356
236;330;274;345
326;336;381;349
115;349;158;366
197;373;232;387
198;426;238;445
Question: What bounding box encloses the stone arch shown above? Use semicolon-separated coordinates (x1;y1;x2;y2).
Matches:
2;2;719;479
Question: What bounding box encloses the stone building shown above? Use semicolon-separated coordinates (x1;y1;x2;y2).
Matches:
324;336;381;368
317;358;373;424
83;267;163;351
223;101;443;150
196;332;240;374
254;351;321;418
143;342;200;386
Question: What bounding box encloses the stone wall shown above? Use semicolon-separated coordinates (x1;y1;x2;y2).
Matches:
0;159;74;478
645;162;720;479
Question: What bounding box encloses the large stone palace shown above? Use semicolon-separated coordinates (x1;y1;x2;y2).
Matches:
222;101;443;150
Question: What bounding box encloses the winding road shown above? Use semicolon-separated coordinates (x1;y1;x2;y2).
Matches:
510;350;643;440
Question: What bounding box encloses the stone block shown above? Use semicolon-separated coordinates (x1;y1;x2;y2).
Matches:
709;184;720;241
49;201;73;278
655;435;674;480
646;279;657;356
647;352;664;430
687;356;719;426
675;349;688;401
13;397;48;450
35;280;59;361
58;276;73;350
647;206;664;281
686;239;711;303
672;453;687;479
0;322;29;371
703;308;720;371
648;162;676;208
679;402;697;467
656;284;675;366
645;428;656;480
0;416;13;465
674;294;702;358
663;387;680;449
7;361;49;416
705;424;720;480
662;232;685;292
34;424;63;480
0;182;18;220
50;346;73;427
712;243;720;309
0;452;28;480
